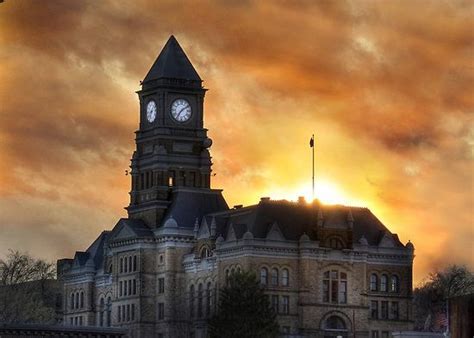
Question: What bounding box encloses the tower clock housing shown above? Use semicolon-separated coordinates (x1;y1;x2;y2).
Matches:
126;36;220;227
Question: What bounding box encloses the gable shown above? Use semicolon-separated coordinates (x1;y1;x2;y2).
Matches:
197;218;211;239
266;222;285;241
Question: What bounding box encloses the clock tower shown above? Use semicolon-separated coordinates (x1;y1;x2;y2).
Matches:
127;36;219;228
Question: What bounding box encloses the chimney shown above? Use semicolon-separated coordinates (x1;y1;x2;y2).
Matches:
260;197;270;203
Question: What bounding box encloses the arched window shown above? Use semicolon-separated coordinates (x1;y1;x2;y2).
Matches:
128;256;132;272
70;293;75;309
189;285;195;318
106;297;112;327
271;268;279;286
120;258;123;273
108;263;113;274
200;247;210;259
124;257;128;273
323;270;347;304
99;298;105;326
260;267;268;285
197;283;203;318
281;268;289;287
328;237;344;249
390;275;399;293
231;268;235;275
381;274;388;292
133;255;137;271
324;315;346;329
75;292;79;309
370;273;378;291
80;291;84;308
206;282;212;316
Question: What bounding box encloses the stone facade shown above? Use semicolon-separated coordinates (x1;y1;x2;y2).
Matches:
58;36;415;338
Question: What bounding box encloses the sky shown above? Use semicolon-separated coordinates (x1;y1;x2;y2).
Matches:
0;0;472;285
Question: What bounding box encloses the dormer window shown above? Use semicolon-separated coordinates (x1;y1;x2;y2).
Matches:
200;247;210;259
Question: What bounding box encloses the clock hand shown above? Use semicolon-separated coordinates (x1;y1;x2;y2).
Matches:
176;107;186;118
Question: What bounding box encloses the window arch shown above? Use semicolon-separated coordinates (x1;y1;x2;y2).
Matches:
324;315;347;329
197;283;203;318
189;285;195;318
380;274;388;292
390;275;399;293
260;267;268;285
80;291;84;308
200;247;210;259
370;273;378;291
106;297;112;327
206;282;212;316
323;270;347;304
99;298;105;326
75;292;79;309
271;268;279;286
281;268;289;287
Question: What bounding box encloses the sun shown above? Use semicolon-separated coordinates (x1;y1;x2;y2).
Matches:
266;179;366;206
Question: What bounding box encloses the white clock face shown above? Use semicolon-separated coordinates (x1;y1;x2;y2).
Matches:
171;99;192;122
146;100;157;123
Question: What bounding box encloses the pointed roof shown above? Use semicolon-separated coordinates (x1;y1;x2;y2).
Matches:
143;35;201;83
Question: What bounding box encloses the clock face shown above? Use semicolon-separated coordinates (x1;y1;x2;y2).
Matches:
146;100;157;123
171;99;192;122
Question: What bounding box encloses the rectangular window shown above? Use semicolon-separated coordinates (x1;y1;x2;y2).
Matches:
128;279;132;295
119;281;123;297
124;280;128;296
131;303;135;321
339;281;347;304
79;316;82;326
371;331;379;338
381;301;388;319
190;172;196;187
391;301;399;320
158;278;165;294
281;296;289;314
118;306;122;322
271;295;279;313
70;317;73;325
331;280;338;304
371;300;378;319
158;302;165;320
323;280;329;302
133;279;137;295
133;255;137;272
127;304;130;321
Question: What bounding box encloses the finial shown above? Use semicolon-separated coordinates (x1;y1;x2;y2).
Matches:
210;217;217;237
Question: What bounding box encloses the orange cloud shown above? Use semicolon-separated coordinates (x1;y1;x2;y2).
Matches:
0;0;472;284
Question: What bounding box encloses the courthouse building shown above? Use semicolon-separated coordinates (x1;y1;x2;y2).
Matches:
58;36;415;338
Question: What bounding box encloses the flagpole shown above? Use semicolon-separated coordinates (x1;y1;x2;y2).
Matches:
311;134;315;203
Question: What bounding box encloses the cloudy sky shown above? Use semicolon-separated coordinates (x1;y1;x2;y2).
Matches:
0;0;472;284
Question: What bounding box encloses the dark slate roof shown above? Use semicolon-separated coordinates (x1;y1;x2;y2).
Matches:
73;252;90;267
108;218;154;241
143;35;201;83
85;231;110;269
162;188;229;228
207;200;403;247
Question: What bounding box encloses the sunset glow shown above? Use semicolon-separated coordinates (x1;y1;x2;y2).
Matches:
0;0;472;285
266;179;367;207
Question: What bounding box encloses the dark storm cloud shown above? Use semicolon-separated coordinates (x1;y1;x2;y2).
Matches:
0;0;472;281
